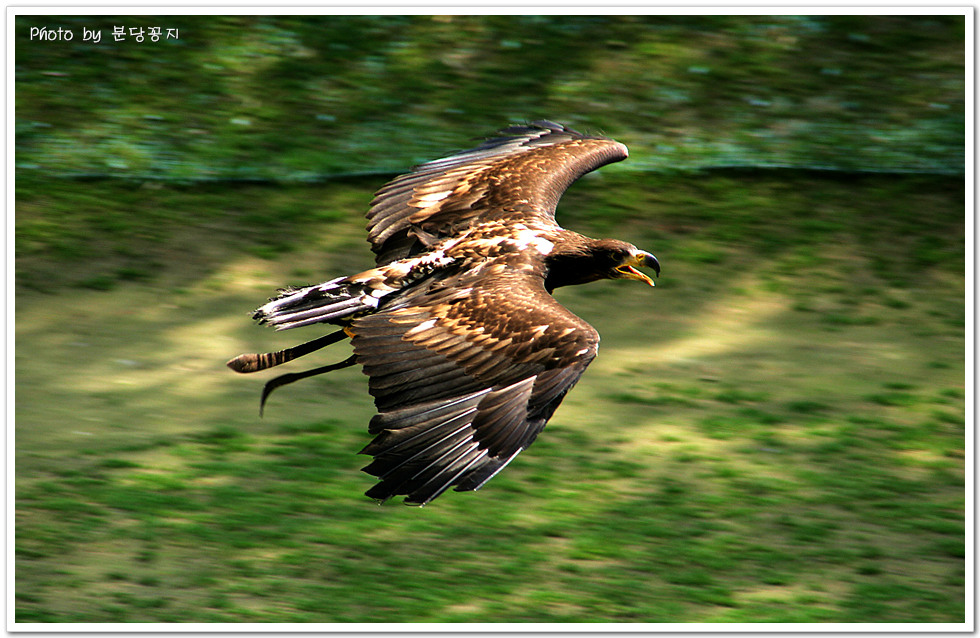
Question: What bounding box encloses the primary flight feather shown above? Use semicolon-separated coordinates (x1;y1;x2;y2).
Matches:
228;120;660;505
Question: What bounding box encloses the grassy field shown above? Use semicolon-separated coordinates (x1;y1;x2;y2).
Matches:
14;169;965;623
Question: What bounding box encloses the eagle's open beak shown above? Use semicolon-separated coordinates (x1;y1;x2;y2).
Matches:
616;251;660;287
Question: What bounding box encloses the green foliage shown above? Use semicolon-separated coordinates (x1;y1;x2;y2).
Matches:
15;15;964;182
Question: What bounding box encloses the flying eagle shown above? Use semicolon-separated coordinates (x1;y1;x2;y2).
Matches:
228;121;660;505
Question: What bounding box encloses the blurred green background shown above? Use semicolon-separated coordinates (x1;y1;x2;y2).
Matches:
15;15;965;623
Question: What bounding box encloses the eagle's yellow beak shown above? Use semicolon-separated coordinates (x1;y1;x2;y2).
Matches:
615;251;660;286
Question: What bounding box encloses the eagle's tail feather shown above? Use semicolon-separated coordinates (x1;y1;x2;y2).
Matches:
254;277;382;331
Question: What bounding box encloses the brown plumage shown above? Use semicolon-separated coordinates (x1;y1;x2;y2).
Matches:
228;121;660;505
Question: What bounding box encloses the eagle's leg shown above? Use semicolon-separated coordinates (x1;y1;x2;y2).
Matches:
260;354;358;416
226;329;349;373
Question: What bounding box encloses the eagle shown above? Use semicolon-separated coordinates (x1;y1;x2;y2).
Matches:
228;121;660;505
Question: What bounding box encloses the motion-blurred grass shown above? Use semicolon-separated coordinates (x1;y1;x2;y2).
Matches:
15;13;965;625
16;15;964;179
15;170;965;623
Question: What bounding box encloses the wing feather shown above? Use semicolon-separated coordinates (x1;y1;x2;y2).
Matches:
366;121;628;264
350;272;599;504
365;390;490;436
411;448;490;504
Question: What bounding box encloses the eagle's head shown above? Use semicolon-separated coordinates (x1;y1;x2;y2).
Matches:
545;237;660;291
600;240;661;287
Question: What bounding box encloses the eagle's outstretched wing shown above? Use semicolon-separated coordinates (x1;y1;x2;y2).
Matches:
366;120;628;265
349;268;599;505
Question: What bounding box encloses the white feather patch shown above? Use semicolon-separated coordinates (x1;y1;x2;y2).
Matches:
512;229;555;255
406;318;438;336
415;190;453;206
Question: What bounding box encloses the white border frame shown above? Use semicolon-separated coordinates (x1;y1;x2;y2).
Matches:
6;5;974;633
